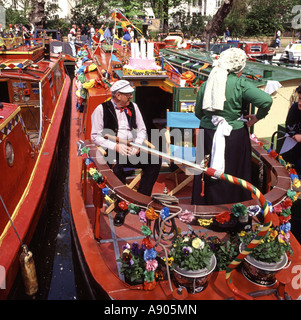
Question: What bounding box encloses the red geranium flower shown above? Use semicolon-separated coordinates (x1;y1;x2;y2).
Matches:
216;211;231;224
279;214;291;224
118;200;128;211
282;198;293;209
269;150;278;158
142;237;153;249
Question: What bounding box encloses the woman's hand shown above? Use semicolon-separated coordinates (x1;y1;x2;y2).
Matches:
244;114;259;127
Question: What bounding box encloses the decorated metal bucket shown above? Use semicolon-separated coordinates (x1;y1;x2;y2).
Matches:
172;255;216;294
242;252;288;286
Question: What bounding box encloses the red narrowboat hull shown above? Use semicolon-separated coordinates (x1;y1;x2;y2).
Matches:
0;40;70;298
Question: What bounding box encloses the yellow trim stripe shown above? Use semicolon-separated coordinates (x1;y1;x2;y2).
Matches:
0;48;42;55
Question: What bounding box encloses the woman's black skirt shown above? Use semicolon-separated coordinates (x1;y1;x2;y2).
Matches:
192;125;252;205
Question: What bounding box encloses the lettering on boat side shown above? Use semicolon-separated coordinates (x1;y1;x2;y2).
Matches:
292;265;301;290
0;265;6;289
103;304;197;317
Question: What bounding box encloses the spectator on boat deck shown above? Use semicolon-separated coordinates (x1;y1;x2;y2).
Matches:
275;29;281;48
224;27;230;41
87;23;95;45
81;24;87;36
22;25;31;46
91;80;161;226
57;26;63;41
128;27;134;40
192;48;273;205
68;24;76;56
282;85;301;176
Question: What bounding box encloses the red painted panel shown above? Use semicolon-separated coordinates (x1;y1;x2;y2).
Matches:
0;123;35;233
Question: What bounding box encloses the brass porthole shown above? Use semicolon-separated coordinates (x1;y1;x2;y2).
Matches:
5;140;14;167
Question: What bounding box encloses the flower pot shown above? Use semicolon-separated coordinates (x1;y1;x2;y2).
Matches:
124;276;144;286
172;254;216;294
238;215;249;223
240;244;288;286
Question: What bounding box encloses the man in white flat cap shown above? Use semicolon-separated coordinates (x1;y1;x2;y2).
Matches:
91;80;161;225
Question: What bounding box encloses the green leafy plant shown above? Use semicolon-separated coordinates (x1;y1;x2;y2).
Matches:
208;236;240;271
238;225;293;263
117;242;145;283
169;233;214;271
231;203;247;217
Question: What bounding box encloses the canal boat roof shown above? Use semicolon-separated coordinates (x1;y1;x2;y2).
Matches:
161;48;301;85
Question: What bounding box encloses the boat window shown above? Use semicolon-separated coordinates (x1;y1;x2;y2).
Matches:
48;73;56;104
250;46;261;52
30;82;40;96
52;63;63;97
0;81;10;103
4;140;14;167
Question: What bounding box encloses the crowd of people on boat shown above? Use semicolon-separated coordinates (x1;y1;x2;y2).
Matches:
0;23;33;41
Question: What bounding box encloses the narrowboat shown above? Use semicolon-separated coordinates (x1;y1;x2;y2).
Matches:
190;40;275;61
69;35;301;300
0;36;70;299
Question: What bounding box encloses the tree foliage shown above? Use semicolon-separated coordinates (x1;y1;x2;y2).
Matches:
224;0;301;37
2;0;301;38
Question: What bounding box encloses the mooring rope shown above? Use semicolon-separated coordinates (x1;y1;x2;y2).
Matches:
0;194;24;246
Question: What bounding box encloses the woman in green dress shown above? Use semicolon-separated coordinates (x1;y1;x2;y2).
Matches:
192;48;273;205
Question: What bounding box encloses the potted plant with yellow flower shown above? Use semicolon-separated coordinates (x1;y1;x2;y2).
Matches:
168;232;216;293
238;225;293;286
